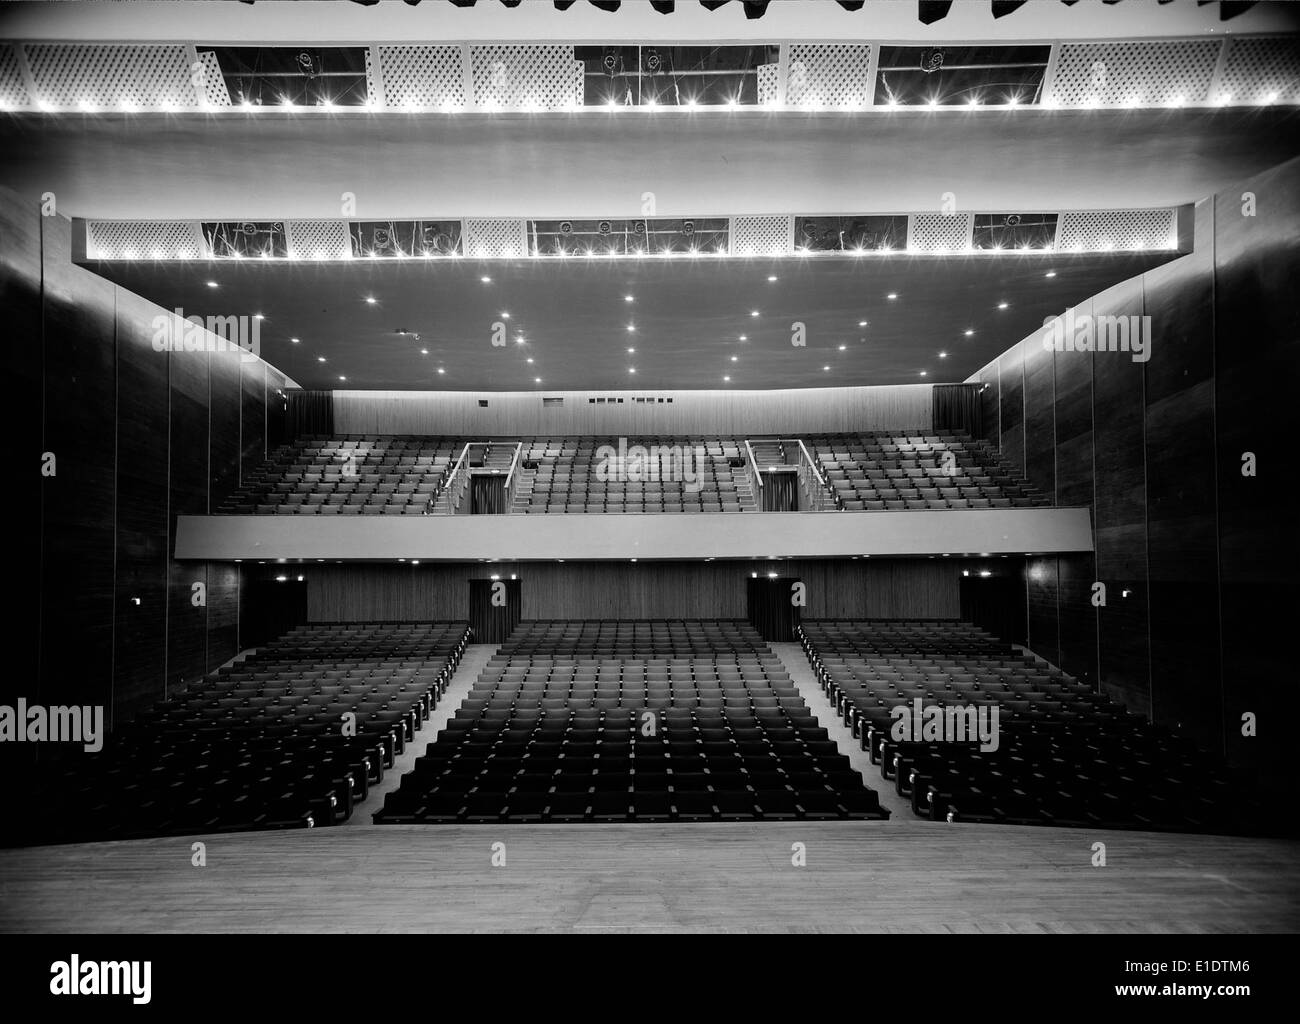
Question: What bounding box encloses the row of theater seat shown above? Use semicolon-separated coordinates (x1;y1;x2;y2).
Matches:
374;619;888;823
797;620;1262;834
219;430;1048;514
30;623;469;843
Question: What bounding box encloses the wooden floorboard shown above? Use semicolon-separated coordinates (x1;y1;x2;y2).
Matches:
2;822;1296;933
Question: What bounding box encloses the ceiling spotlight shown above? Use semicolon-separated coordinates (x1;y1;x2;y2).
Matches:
964;329;975;336
738;334;748;342
338;375;347;381
857;319;867;327
501;311;510;319
624;294;634;302
437;368;446;375
750;310;760;317
1045;270;1057;278
837;344;846;351
627;347;635;354
723;375;731;382
290;337;300;344
515;335;526;345
887;292;898;300
627;324;636;332
822;366;830;372
253;313;265;321
365;296;377;305
767;275;778;282
420;348;429;355
317;356;326;363
731;355;739;362
920;370;928;377
534;377;542;383
205;280;218;288
480;275;491;283
939;351;948;358
997;301;1009;309
526;357;534;364
628;367;636;374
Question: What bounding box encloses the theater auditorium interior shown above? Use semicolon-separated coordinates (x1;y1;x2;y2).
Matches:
1;0;1298;944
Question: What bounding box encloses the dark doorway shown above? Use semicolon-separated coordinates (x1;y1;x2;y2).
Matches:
761;469;799;511
747;575;802;641
959;571;1027;646
241;574;308;648
470;471;508;514
469;577;522;643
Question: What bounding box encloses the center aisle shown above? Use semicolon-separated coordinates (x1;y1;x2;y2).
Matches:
770;641;915;822
343;643;499;825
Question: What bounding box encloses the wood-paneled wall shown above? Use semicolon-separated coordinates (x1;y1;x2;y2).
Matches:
306;558;960;624
331;384;934;436
2;185;291;742
967;155;1300;787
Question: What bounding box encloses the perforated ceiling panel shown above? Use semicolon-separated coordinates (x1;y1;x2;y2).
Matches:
907;214;972;253
1057;209;1176;252
463;218;527;258
379;45;465;109
756;63;779;106
729;215;791;256
285;220;352;260
0;45;28;108
87;221;203;259
196;49;231;109
786;44;873;109
1047;39;1220;107
1219;36;1300;105
470;45;582;110
24;44;197;110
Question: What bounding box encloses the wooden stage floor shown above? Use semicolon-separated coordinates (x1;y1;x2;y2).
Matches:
2;821;1297;933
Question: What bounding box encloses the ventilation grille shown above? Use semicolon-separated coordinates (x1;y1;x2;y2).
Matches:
1047;40;1220;107
379;45;465;109
24;43;197;110
463;218;527;258
285;220;351;260
1056;209;1176;252
470;44;582;110
907;214;973;253
756;63;779;105
87;220;203;259
786;44;873;109
1219;36;1300;105
0;44;29;108
728;215;791;257
197;49;231;108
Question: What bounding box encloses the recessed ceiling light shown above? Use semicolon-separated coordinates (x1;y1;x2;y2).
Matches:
290;337;300;344
534;377;542;383
420;348;429;355
437;367;446;374
767;275;778;282
964;329;975;337
738;334;748;342
364;296;376;305
338;375;347;381
480;275;491;283
857;320;868;327
920;370;928;377
624;294;634;302
939;351;948;359
253;313;264;320
838;344;846;351
628;367;636;374
627;347;635;354
627;324;636;332
997;301;1009;309
750;310;759;317
886;292;898;300
723;375;731;382
731;355;738;362
501;311;510;319
822;366;830;372
317;356;326;363
515;336;526;345
205;280;218;288
526;357;534;363
1045;270;1057;278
